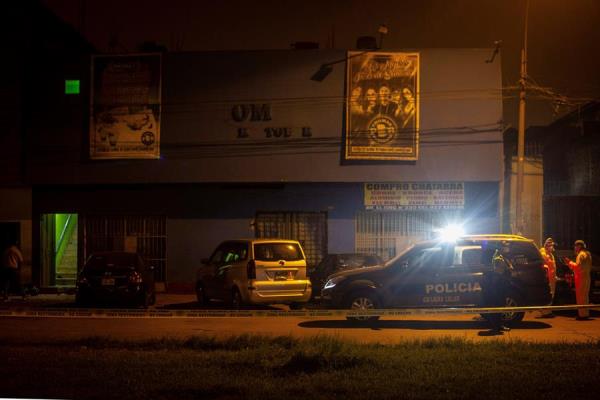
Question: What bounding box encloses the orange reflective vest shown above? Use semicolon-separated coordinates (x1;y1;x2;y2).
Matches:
540;247;556;293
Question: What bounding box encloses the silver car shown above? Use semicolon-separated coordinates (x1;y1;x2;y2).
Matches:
196;239;312;308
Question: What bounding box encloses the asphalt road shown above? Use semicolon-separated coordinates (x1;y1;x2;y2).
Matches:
1;294;599;343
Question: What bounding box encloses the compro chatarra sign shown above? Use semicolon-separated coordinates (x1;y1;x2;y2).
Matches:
90;54;161;159
345;52;419;161
364;182;464;210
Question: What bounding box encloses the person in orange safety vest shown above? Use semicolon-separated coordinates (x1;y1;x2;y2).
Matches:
538;237;557;318
562;240;593;320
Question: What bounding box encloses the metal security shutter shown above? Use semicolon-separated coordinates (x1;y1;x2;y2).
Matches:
83;216;167;282
254;212;327;269
355;210;460;261
543;196;600;252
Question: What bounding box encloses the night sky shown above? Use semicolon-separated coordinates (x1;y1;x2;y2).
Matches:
43;0;600;128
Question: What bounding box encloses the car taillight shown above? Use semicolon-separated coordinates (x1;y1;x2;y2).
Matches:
129;271;143;284
247;260;256;280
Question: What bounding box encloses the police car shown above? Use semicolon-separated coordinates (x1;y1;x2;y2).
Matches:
321;234;552;324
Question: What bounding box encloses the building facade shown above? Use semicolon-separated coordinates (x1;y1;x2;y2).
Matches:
4;34;504;291
1;2;92;288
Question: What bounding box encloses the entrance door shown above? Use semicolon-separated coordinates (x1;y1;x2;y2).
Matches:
40;214;78;287
0;222;20;251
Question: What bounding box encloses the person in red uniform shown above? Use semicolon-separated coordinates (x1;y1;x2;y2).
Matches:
538;238;557;318
562;240;593;320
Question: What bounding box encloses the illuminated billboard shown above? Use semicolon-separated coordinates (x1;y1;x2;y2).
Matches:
345;52;419;161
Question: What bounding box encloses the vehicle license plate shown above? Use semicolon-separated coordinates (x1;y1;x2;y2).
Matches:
101;278;115;286
275;271;291;281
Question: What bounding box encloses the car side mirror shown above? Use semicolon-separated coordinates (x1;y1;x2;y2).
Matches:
398;261;409;271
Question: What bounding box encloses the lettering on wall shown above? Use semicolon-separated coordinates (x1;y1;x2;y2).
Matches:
232;103;312;139
231;104;272;122
364;182;465;210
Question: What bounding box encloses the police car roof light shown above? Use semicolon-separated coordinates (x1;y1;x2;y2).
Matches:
435;224;465;243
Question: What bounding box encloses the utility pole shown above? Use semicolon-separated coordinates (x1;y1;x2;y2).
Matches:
515;0;530;235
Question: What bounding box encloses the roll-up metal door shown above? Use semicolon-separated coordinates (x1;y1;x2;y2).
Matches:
254;211;327;269
83;215;167;282
355;210;460;261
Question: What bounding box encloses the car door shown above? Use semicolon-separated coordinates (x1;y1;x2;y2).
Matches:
210;241;250;301
386;245;451;307
210;241;248;301
138;255;155;293
202;243;229;300
432;245;485;306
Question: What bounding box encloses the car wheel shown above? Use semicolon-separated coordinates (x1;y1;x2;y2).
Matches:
481;291;524;326
500;293;525;325
231;288;243;309
138;289;151;309
196;282;207;306
345;290;380;322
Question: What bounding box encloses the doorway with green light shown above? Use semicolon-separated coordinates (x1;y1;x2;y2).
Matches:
40;213;79;288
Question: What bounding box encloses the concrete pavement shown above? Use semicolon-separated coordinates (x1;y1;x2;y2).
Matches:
1;293;599;343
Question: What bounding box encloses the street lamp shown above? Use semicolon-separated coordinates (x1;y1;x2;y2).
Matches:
310;25;388;82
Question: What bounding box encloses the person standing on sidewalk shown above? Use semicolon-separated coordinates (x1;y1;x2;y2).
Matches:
481;244;514;334
2;242;24;301
538;238;557;318
562;240;593;320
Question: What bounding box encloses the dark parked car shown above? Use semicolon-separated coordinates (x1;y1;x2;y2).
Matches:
309;253;383;297
76;252;156;308
321;235;552;324
553;250;600;304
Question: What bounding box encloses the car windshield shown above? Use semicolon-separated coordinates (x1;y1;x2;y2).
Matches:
478;241;543;266
85;253;139;271
254;243;303;261
338;255;382;268
384;244;415;266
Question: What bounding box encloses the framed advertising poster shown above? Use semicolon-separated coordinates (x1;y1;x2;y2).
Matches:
90;53;161;159
345;52;419;161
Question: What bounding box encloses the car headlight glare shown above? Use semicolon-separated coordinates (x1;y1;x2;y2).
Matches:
324;276;345;289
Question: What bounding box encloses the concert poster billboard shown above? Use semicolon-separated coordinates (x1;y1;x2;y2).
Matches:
345;52;419;161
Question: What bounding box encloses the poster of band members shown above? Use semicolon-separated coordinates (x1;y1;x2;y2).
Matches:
345;52;419;161
90;54;161;159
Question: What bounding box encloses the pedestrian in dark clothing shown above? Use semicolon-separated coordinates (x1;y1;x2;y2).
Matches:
481;245;514;334
2;243;24;301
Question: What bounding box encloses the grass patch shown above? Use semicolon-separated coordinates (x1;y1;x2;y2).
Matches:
2;335;600;399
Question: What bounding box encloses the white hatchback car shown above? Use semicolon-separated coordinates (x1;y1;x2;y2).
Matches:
196;239;312;308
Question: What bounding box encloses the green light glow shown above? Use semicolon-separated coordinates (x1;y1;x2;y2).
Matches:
65;79;80;94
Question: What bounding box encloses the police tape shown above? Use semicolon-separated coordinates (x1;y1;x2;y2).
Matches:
0;304;598;319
